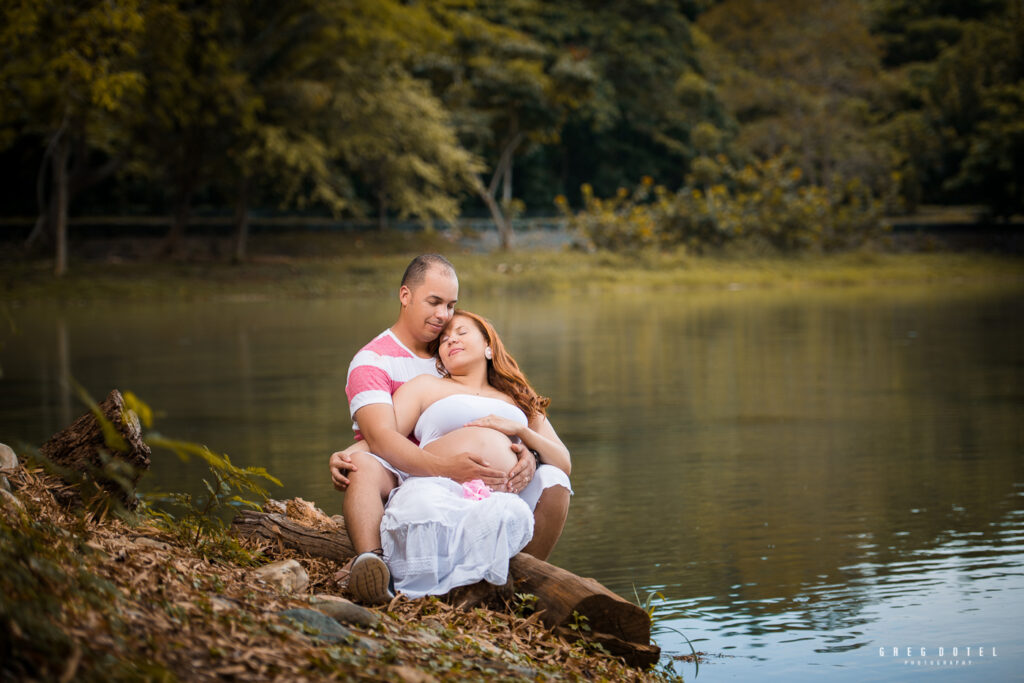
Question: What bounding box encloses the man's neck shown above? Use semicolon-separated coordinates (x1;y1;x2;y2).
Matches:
389;322;432;359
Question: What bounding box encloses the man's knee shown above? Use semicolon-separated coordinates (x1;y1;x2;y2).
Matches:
535;484;571;518
347;451;398;499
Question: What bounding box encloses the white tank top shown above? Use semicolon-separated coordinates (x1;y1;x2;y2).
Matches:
414;394;528;447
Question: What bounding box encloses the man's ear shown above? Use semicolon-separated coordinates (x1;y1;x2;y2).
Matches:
399;285;411;308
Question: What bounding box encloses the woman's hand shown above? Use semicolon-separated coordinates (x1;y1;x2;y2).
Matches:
464;414;524;438
506;443;536;494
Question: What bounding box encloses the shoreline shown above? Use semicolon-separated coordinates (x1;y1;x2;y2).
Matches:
1;234;1021;304
1;458;683;681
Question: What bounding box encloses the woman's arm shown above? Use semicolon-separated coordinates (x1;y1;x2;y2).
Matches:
390;376;430;439
361;378;508;485
522;415;571;476
465;413;571;476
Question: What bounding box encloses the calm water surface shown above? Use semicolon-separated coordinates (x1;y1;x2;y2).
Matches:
2;283;1022;681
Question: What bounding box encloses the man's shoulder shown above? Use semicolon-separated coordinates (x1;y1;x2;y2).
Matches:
347;329;440;389
357;329;413;359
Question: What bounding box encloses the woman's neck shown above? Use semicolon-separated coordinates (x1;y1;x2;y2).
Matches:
446;367;490;394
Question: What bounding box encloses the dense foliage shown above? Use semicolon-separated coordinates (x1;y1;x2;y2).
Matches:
1;0;1020;266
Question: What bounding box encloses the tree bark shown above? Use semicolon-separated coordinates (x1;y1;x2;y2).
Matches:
231;506;659;668
233;509;355;563
52;133;71;277
39;389;151;510
162;189;192;256
232;176;250;263
477;130;524;251
378;193;389;232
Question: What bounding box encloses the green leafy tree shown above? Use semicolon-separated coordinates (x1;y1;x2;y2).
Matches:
420;0;598;248
553;0;728;199
698;0;890;194
1;0;144;275
937;18;1024;219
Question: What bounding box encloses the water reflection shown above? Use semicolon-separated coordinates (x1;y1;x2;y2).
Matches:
0;282;1021;681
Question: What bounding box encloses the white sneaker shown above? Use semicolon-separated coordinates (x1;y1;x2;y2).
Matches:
349;552;394;605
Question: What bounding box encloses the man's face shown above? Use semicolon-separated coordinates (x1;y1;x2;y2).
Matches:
399;267;459;344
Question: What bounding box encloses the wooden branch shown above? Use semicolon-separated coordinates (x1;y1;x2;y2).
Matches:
509;553;650;645
232;509;354;562
39;389;150;509
231;506;659;668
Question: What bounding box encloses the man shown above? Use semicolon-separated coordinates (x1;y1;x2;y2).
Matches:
329;254;571;604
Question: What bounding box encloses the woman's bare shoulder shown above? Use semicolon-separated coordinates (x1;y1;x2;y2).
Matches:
401;374;450;398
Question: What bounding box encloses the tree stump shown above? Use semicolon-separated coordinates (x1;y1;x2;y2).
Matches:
39;389;151;510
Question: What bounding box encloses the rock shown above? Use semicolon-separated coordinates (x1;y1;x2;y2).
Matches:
309;594;381;629
277;608;351;643
0;488;23;512
388;665;438;683
209;597;237;613
130;536;174;552
352;635;382;653
252;559;309;594
0;443;17;471
1;474;9;492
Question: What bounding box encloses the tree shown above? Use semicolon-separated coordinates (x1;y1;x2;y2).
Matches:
869;0;1022;213
1;0;144;275
697;0;890;194
936;17;1024;219
552;0;728;200
420;0;598;248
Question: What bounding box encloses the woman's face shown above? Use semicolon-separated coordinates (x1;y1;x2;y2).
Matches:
438;315;488;374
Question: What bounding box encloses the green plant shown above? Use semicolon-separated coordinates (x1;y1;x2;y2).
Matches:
512;591;539;618
141;439;279;562
633;586;700;679
117;392;281;563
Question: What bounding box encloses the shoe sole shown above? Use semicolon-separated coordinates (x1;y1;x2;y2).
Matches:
350;555;392;605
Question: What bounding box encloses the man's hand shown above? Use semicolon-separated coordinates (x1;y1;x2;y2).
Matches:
445;451;508;489
506;443;536;494
330;450;358;491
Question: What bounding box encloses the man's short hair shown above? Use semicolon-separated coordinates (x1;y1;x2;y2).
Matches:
400;254;456;290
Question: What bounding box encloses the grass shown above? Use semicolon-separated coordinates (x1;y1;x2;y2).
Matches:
1;231;1021;304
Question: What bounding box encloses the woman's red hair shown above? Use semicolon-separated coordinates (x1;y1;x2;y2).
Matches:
430;310;551;419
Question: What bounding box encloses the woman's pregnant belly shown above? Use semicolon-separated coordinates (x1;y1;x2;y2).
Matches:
423;426;518;473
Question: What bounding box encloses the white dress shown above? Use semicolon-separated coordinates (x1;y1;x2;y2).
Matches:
380;395;535;598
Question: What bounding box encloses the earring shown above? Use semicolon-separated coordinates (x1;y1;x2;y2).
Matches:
485;347;493;360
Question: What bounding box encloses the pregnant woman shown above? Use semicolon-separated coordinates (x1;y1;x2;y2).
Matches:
381;310;572;597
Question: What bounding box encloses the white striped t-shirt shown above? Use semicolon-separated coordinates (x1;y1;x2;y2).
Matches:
345;328;441;437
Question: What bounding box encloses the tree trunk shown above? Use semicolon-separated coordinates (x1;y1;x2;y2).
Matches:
502;154;513;206
476;180;512;250
162;184;193;257
39;389;151;510
52;133;71;277
378;194;389;231
232;176;250;263
231;505;659;668
478;130;525;251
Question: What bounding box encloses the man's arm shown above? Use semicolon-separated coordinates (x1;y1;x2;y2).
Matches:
356;403;508;487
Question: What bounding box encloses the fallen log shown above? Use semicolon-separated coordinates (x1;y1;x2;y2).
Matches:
39;389;151;510
233;508;354;563
231;505;659;668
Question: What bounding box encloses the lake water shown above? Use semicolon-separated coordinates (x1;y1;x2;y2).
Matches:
1;282;1022;681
